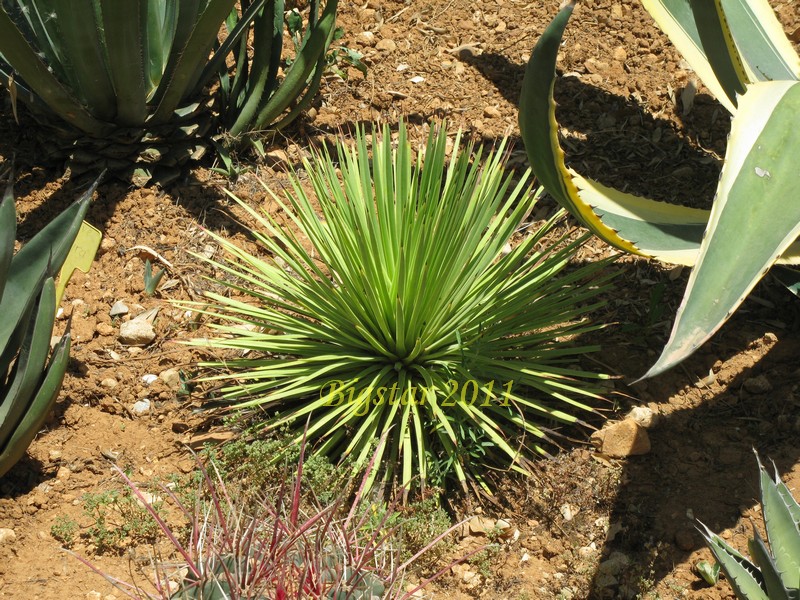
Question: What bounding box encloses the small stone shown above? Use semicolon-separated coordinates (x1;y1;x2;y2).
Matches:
495;518;512;531
0;528;16;545
483;105;502;119
159;368;183;391
96;323;115;336
48;450;62;461
611;3;623;19
612;46;627;61
100;378;118;389
627;406;658;428
56;466;71;481
560;503;576;522
186;431;236;449
357;31;376;46
171;421;190;434
675;528;697;551
131;398;151;416
463;570;480;584
743;374;773;394
597;551;629;577
109;301;129;317
264;149;289;171
98;237;116;256
142;374;158;386
591;419;651;457
119;319;156;346
375;38;396;52
86;592;102;600
468;516;496;535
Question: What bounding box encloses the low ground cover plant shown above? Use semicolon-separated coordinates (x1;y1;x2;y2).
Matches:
184;121;615;494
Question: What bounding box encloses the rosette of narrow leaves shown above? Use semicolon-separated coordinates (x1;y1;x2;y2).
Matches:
698;452;800;600
184;122;614;494
519;0;800;377
0;0;338;183
0;171;97;478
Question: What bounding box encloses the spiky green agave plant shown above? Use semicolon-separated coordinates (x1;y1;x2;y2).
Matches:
0;0;338;183
185;123;615;494
698;452;800;600
0;171;97;478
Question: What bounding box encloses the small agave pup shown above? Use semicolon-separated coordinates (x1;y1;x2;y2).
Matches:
186;122;615;494
698;452;800;600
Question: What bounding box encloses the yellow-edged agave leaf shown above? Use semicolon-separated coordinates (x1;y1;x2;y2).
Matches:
685;0;748;109
642;0;800;114
570;173;708;267
520;2;713;266
645;81;800;378
641;0;738;113
721;0;800;83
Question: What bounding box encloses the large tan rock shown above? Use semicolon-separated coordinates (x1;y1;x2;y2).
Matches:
591;419;651;457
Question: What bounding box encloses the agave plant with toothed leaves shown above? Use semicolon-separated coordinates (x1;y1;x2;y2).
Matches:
0;0;338;185
182;121;615;495
698;451;800;600
519;0;800;378
0;169;98;479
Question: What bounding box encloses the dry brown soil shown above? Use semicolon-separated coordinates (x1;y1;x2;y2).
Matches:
1;1;799;599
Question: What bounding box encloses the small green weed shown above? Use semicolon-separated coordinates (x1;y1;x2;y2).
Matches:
50;515;79;547
209;434;345;505
82;488;163;553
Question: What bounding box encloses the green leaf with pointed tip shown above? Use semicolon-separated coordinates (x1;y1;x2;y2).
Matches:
0;175;96;360
758;456;800;590
0;328;70;479
0;6;112;135
236;0;338;135
698;522;769;600
0;277;56;450
645;81;800;378
150;0;237;124
99;0;148;125
0;176;15;301
225;0;282;135
35;0;117;121
520;3;716;266
748;529;792;600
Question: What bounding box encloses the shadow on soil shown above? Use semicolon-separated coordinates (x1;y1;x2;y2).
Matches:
592;324;800;598
464;50;726;209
